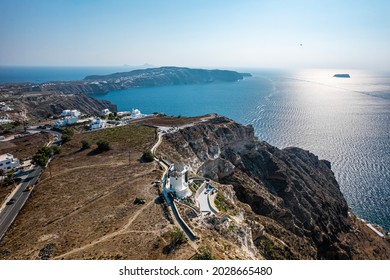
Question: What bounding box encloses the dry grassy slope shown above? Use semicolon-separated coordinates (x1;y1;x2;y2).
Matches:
0;124;196;260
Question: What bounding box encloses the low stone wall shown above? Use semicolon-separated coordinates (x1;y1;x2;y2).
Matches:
207;192;219;214
171;199;197;241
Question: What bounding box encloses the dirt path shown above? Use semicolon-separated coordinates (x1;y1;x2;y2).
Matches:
38;162;126;184
44;176;155;227
54;198;157;259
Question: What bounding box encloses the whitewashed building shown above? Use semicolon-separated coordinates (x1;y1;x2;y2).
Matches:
0;117;13;125
54;116;78;128
0;153;20;171
101;108;111;116
0;102;13;111
167;164;191;199
89;117;105;130
60;109;81;118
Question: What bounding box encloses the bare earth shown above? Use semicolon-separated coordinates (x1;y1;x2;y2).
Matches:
0;124;196;259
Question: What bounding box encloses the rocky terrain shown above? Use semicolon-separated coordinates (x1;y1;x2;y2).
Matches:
1;115;388;260
157;116;390;259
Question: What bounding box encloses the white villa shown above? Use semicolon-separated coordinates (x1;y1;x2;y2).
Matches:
101;108;111;116
0;117;13;125
0;102;13;112
60;109;81;118
54;116;78;128
54;109;81;127
89;117;105;130
0;153;20;171
131;108;144;119
167;164;192;199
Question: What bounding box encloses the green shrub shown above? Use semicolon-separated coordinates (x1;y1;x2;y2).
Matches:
192;246;214;260
214;193;228;212
171;227;187;245
60;127;74;143
32;153;49;167
62;127;74;136
141;150;154;162
80;140;91;150
51;145;61;155
37;146;54;157
61;134;71;143
134;197;145;204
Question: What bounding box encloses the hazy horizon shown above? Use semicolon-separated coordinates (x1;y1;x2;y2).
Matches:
1;0;389;71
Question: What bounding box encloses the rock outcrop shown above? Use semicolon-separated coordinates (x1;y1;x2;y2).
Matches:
158;116;390;259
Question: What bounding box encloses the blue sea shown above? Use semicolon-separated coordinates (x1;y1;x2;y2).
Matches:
0;66;137;83
1;67;389;231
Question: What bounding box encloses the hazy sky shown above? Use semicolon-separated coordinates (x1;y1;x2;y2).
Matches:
0;0;389;69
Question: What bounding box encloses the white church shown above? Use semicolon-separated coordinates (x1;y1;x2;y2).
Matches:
166;164;192;199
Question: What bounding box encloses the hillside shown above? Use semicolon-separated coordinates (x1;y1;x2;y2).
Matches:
0;124;196;260
1;115;388;260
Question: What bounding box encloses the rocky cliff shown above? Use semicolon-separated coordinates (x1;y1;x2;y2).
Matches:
158;116;390;259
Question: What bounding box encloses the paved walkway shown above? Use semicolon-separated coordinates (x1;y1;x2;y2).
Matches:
197;187;216;215
366;223;385;238
152;131;198;246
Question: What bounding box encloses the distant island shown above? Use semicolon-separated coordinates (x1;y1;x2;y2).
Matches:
0;67;251;120
83;66;251;91
333;74;351;78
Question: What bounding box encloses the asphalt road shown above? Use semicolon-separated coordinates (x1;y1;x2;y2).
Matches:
0;166;42;241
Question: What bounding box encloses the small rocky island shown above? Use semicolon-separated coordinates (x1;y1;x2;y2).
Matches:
333;74;351;78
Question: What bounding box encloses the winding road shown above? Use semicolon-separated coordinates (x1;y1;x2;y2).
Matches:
0;166;42;241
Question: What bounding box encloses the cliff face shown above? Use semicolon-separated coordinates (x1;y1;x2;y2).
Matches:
159;116;390;259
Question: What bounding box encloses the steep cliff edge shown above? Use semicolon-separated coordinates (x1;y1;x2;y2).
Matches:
158;116;390;259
